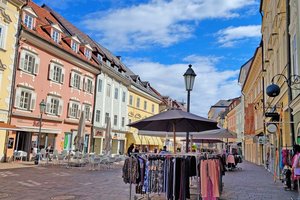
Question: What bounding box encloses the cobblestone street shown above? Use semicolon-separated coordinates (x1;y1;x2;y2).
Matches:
0;161;299;200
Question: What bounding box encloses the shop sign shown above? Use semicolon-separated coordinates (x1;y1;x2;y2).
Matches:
267;123;277;133
8;138;14;149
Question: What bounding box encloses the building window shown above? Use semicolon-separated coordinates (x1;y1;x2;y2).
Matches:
128;119;132;124
68;101;81;118
84;49;91;59
122;91;126;102
129;95;133;105
24;14;34;30
122;117;125;127
105;113;109;124
152;104;155;113
114;115;118;126
19;51;40;75
106;84;111;97
137;98;140;108
0;24;7;49
46;96;63;116
14;87;36;111
71;41;78;52
84;104;92;121
70;72;82;89
84;77;93;93
96;110;100;122
98;79;102;92
52;30;60;43
49;63;64;83
144;101;147;110
97;54;102;62
114;88;118;99
106;60;111;67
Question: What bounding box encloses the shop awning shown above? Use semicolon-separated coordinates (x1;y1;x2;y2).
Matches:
17;126;61;134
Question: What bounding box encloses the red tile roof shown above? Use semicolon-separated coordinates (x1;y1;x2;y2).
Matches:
23;1;99;68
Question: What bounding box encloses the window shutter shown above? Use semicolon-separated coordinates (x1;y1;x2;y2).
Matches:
46;97;51;114
19;51;25;70
49;63;54;80
30;92;36;111
89;108;92;121
70;72;74;87
33;56;40;75
77;104;81;118
58;99;63;116
60;67;65;83
68;102;72;117
14;88;21;108
79;76;83;90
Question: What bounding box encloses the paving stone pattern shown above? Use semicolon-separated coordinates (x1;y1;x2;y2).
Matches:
0;161;299;200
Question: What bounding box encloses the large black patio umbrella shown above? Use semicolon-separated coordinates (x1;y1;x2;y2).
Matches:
127;108;218;153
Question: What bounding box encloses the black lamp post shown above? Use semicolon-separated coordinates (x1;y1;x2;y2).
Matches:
183;64;196;153
266;74;300;145
37;99;46;162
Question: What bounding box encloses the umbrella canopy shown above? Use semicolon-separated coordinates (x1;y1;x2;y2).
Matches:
192;128;237;139
104;117;112;155
181;138;224;143
127;109;218;152
75;111;85;152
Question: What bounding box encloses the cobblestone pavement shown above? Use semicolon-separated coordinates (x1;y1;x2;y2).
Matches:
0;161;299;200
221;161;299;200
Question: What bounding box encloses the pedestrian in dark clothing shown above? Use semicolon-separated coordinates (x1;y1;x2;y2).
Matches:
127;143;134;156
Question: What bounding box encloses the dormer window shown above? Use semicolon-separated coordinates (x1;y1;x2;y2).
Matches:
106;60;111;67
97;54;102;62
84;48;91;59
24;14;34;29
52;30;60;43
71;41;78;53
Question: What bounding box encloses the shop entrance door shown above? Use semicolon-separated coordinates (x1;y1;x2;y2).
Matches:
119;140;125;155
15;131;32;160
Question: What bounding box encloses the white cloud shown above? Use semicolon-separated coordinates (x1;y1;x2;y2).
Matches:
125;55;240;117
81;0;257;51
216;25;261;47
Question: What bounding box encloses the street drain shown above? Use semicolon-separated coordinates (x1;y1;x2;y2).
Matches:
0;193;9;199
50;195;76;200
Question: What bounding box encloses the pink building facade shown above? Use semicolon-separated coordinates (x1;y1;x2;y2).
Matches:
7;2;100;160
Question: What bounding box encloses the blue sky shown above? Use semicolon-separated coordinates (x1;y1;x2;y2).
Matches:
36;0;261;116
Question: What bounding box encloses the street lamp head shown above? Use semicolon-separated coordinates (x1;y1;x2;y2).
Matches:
39;99;46;114
266;83;280;97
183;64;197;91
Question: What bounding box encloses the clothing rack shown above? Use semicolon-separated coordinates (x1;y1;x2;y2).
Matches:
125;152;223;200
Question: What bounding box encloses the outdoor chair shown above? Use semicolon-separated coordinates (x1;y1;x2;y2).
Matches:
38;149;48;166
14;151;28;162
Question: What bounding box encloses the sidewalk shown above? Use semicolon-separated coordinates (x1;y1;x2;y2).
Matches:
0;161;36;170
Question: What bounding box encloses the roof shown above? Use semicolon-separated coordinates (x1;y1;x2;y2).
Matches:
238;57;253;85
212;99;233;107
23;2;99;68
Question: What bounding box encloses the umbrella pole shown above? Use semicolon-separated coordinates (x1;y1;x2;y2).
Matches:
173;123;176;154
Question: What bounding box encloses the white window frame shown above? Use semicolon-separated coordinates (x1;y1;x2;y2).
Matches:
106;84;111;97
84;48;91;59
83;104;92;121
97;54;102;62
68;101;81;119
46;95;63;116
71;41;78;53
114;115;118;126
49;62;64;83
106;60;111;67
122;91;126;102
84;76;94;93
121;117;125;127
137;98;140;108
95;110;100;122
129;95;133;105
152;104;155;113
144;101;147;110
14;87;36;111
105;113;109;124
98;79;102;92
24;14;34;30
114;88;118;99
0;24;7;49
19;50;40;75
70;71;82;90
52;29;60;43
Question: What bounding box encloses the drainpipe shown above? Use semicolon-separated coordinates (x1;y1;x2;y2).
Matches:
3;1;27;162
285;0;295;145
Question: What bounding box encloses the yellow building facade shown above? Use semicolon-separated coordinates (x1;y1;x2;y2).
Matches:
0;0;24;161
126;77;163;152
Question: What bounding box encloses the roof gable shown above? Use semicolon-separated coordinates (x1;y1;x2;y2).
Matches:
23;6;38;18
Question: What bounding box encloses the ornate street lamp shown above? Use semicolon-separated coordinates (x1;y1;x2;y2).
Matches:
37;99;46;164
266;74;300;145
183;64;196;153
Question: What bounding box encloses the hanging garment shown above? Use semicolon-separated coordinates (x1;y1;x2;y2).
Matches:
122;157;139;184
200;159;220;199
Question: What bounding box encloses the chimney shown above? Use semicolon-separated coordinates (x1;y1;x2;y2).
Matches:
116;56;121;61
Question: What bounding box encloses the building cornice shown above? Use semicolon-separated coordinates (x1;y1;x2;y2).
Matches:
129;85;161;104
